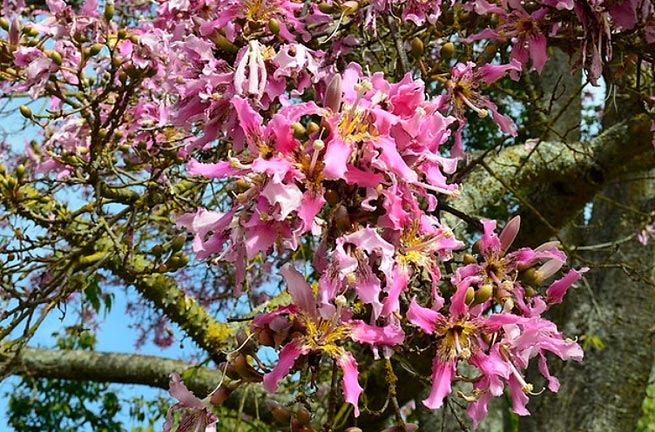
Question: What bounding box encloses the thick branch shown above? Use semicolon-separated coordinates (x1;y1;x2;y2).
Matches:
1;346;279;424
0;179;232;363
453;114;654;245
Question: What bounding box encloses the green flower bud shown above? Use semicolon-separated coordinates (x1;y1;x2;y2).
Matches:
268;18;280;35
104;2;115;21
318;3;335;13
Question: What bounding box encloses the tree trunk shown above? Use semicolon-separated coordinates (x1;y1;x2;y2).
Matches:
520;169;655;432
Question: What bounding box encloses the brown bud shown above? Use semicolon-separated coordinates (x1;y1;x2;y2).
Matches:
463;253;477;265
324;189;339;205
441;42;455;58
19;105;32;119
268;401;292;424
335;204;351;232
209;385;233;406
0;18;9;31
410;37;424;58
253;327;275;346
236;329;256;354
295;407;311;425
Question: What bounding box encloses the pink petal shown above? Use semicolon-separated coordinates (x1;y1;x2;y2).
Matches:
323;137;353;179
499;216;521;253
546;267;587;305
508;375;531;416
407;297;439;334
422;358;456;409
168;373;204;409
261;180;303;220
349;320;405;345
279;263;317;318
336;351;363;417
263;341;308;392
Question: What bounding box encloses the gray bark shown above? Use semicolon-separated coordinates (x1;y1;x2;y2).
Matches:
520;170;655;432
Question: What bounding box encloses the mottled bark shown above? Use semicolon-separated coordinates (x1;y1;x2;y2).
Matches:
520;170;655;432
530;47;582;142
452;113;654;247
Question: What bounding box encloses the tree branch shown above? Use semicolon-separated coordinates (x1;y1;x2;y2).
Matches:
452;114;655;245
1;346;281;424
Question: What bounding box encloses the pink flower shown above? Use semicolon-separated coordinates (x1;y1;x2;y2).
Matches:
164;373;218;432
444;61;521;155
254;263;404;416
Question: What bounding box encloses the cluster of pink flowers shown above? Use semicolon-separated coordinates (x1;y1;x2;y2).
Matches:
175;56;585;428
10;0;646;429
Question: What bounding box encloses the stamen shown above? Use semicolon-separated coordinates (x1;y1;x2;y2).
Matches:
404;233;446;252
459;93;488;118
503;349;535;394
309;139;325;173
415;181;460;197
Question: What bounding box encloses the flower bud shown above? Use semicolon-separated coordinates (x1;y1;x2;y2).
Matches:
227;351;263;382
318;2;335;13
19;105;32;119
474;283;493;304
268;18;281;35
499;216;520;254
104;2;115;21
0;18;8;31
410;37;424;58
463;253;477;264
324;73;343;112
269;401;291;424
465;286;475;304
325;189;339;205
335;204;351;232
209;385;233;406
341;1;359;14
170;234;186;252
441;42;455;58
236;329;256;354
89;43;103;57
15;164;25;182
295;407;311;424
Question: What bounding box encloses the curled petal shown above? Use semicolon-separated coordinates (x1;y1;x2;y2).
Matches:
349;320;405;346
546;267;587;305
335;350;363;417
168;373;204;409
263;341;308;392
423;358;456;409
407;297;440;334
279;263;317;318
